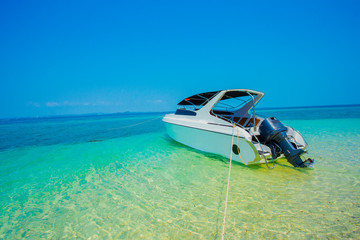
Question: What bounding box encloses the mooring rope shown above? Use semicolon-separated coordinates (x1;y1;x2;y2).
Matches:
106;116;162;130
221;124;236;240
235;127;246;165
88;116;162;142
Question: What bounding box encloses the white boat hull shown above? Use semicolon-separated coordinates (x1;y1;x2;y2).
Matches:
164;122;265;165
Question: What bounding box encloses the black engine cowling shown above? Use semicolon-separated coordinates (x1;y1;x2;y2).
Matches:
259;117;313;168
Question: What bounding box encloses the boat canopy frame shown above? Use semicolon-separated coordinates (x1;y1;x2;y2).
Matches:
210;90;264;129
176;89;265;128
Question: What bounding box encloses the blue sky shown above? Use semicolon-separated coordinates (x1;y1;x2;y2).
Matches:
0;0;359;118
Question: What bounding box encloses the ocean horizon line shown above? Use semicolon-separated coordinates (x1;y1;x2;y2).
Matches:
257;103;360;110
0;103;359;122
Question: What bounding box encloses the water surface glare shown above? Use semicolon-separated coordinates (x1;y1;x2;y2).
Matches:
0;107;359;239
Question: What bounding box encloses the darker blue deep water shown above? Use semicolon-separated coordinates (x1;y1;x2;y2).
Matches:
0;113;165;151
0;106;359;151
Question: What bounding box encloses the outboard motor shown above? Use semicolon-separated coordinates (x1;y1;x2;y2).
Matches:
259;117;313;168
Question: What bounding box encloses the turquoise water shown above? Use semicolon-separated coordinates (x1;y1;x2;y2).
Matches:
0;107;359;239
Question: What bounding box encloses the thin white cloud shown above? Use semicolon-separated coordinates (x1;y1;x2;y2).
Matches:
44;101;113;107
28;102;41;107
147;99;164;104
46;102;60;107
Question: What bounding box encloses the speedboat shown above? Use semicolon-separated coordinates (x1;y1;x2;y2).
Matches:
162;89;314;168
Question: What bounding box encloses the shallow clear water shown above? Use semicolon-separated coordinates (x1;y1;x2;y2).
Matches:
0;107;359;239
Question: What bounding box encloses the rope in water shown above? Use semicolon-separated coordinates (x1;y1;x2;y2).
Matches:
235;127;246;165
106;116;163;130
221;124;236;240
222;124;247;239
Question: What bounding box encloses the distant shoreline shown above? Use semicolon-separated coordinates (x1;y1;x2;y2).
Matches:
1;104;359;122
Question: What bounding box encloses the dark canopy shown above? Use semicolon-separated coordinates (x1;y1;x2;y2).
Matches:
177;90;258;106
220;90;258;100
177;91;219;106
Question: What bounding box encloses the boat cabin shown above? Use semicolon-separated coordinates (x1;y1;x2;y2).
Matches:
175;89;264;128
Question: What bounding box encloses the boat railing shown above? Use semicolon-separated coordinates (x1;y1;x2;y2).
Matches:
212;112;260;129
211;113;244;127
217;114;275;169
247;92;257;130
211;107;275;169
246;128;275;169
285;124;308;148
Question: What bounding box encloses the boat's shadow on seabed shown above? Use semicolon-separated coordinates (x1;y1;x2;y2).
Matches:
164;135;315;174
